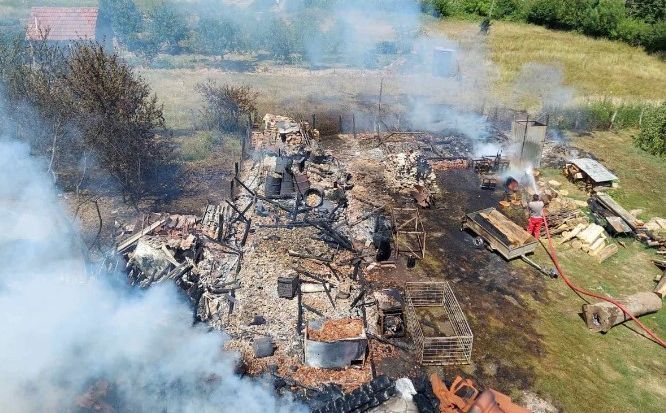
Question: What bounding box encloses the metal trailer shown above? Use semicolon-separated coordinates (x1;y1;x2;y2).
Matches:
461;207;538;260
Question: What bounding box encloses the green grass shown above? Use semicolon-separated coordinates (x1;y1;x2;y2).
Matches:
174;130;243;162
520;238;666;413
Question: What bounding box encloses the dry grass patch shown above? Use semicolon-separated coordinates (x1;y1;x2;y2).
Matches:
428;19;666;104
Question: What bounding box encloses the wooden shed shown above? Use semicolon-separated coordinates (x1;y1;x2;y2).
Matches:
563;158;618;190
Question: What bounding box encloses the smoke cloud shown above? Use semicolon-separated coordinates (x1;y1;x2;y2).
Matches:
0;139;303;412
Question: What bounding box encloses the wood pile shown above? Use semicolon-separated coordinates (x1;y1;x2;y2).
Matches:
558;223;619;263
590;193;666;248
479;208;532;247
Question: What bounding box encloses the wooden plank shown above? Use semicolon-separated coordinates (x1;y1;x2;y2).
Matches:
116;219;165;253
596;244;618;263
654;273;666;298
479;209;532;247
596;193;641;231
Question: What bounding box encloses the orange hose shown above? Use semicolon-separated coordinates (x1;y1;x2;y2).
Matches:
542;213;666;348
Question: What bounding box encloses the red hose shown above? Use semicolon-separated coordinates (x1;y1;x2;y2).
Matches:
542;213;666;348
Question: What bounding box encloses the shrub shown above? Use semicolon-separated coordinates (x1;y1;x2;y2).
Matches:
643;21;666;53
261;18;299;62
196;81;258;132
526;0;565;28
460;0;524;19
190;17;245;56
578;0;626;38
627;0;666;24
635;102;666;156
421;0;456;17
613;18;652;46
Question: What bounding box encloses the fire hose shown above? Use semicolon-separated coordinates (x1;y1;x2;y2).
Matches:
542;212;666;348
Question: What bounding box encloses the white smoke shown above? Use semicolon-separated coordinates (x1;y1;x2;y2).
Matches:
0;139;303;413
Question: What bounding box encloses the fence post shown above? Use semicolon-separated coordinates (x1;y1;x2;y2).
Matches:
353;113;356;139
339;115;343;133
312;113;316;129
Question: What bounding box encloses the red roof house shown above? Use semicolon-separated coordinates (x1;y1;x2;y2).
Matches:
26;7;112;45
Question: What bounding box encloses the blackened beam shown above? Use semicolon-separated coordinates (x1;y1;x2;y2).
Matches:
302;303;324;317
350;289;367;309
225;199;248;223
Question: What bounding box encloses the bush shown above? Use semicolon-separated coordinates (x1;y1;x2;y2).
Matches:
261;18;300;62
643;21;666;53
189;17;245;56
578;0;626;38
459;0;524;19
635;102;666;156
627;0;666;24
526;0;566;28
421;0;456;17
614;18;652;45
196;81;258;132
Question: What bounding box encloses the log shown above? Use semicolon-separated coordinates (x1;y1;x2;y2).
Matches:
582;292;662;332
559;223;587;244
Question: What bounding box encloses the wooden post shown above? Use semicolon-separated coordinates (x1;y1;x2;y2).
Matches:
339;115;343;133
312;113;316;129
519;114;529;164
352;113;356;139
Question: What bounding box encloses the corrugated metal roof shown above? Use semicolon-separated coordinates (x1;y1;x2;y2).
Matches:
26;7;98;41
571;158;618;183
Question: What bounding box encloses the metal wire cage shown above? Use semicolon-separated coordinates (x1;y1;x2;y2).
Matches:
404;281;473;365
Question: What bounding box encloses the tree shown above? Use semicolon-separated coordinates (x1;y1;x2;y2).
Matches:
143;1;190;55
261;18;298;62
0;35;79;183
66;44;166;202
99;0;144;50
190;17;245;56
196;81;257;132
627;0;666;24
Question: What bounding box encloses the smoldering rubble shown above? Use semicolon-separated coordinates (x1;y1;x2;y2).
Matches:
0;140;304;413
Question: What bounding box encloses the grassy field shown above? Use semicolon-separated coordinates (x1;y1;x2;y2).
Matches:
428;19;666;106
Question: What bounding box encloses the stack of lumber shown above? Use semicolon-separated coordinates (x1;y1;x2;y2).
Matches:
479;209;532;247
592;193;666;248
559;223;618;263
